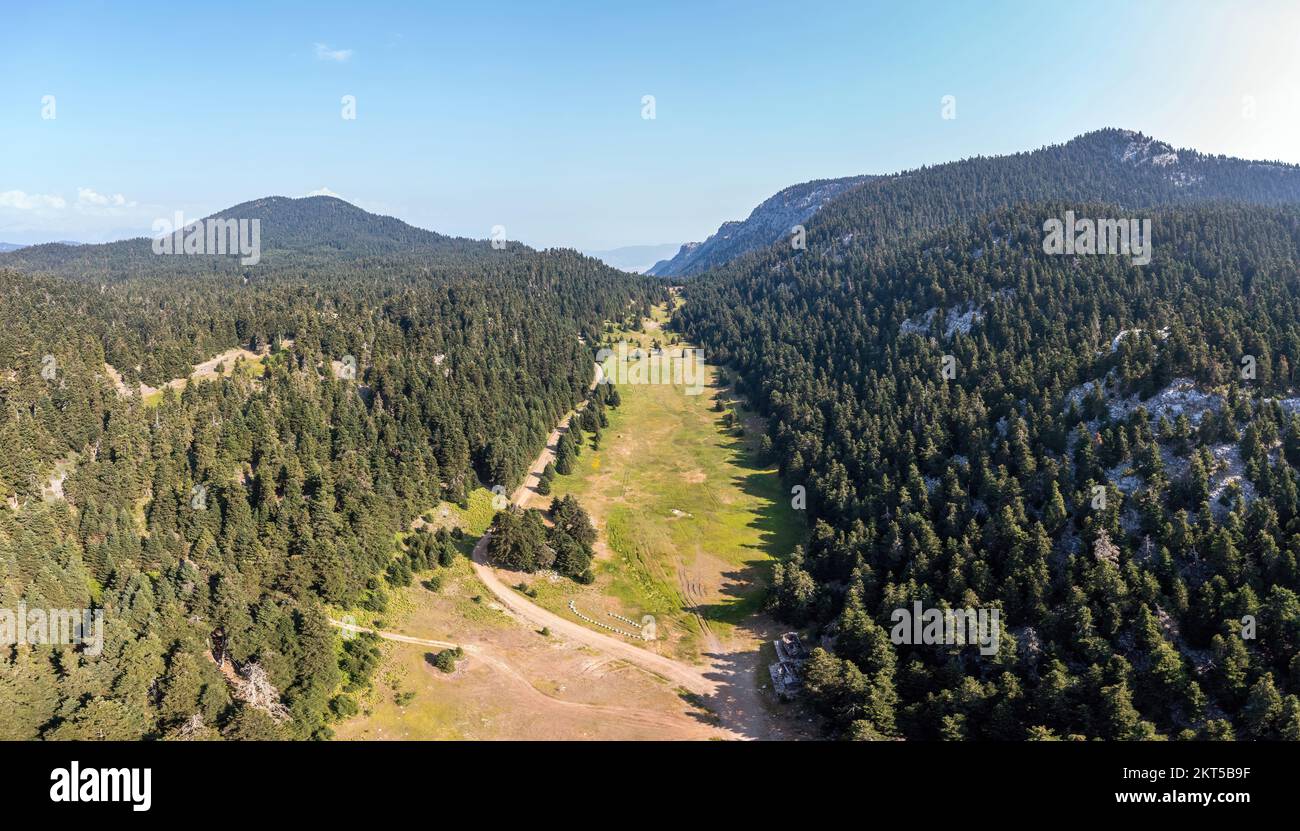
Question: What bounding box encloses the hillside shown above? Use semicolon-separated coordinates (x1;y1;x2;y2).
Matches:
668;129;1300;281
0;194;661;741
647;175;874;277
802;129;1300;254
677;196;1300;740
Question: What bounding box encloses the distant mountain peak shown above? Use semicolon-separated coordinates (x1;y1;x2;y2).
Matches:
209;193;359;216
0;194;482;276
581;242;682;273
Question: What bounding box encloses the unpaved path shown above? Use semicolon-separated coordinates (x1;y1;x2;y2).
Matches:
329;618;723;738
336;360;789;739
467;364;718;699
332;619;459;650
469;363;788;739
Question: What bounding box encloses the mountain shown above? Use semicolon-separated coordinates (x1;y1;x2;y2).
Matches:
203;195;460;253
678;200;1300;740
0;190;660;740
662;129;1300;281
647;175;874;277
772;128;1300;264
673;130;1300;741
582;243;681;273
0;243;24;252
0;195;514;279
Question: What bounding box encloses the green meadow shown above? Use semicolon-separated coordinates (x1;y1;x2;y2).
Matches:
534;307;804;660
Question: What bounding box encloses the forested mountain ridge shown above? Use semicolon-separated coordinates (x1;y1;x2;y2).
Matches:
679;129;1300;283
0;195;516;277
802;128;1300;252
647;175;875;277
0;197;661;740
677;200;1300;739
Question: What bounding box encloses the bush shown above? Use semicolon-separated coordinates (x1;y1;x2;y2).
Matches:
438;542;457;567
429;647;464;673
360;588;388;614
329;694;359;720
385;557;413;587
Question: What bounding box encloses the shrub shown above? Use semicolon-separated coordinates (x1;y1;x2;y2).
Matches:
329;694;359;720
429;647;464;673
439;542;457;567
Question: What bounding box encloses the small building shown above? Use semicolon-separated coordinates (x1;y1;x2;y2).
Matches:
768;632;809;700
769;661;802;698
775;631;809;664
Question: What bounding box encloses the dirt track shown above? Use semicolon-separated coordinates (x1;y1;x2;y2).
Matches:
466;364;792;739
330;618;725;739
470;365;715;693
337;362;792;739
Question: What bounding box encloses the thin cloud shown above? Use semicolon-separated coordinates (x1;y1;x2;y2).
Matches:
0;190;67;211
76;187;136;208
314;43;353;62
306;187;343;198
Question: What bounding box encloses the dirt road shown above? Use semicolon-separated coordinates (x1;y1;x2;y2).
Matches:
467;364;791;739
338;361;790;739
329;617;726;739
331;618;459;650
468;364;717;697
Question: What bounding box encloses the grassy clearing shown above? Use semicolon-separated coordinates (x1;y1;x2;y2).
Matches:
331;489;512;737
336;487;506;633
415;487;498;537
343;644;468;740
336;306;802;738
137;350;269;408
334;481;723;740
533;305;804;661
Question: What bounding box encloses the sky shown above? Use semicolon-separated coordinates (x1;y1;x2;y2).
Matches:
2;0;1299;248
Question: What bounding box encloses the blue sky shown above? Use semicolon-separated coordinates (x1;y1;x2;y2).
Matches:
3;0;1298;248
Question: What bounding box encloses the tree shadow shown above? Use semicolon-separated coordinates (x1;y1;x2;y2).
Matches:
675;614;822;740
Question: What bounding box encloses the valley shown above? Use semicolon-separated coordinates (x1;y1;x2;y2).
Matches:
334;305;810;740
10;0;1300;820
6;127;1300;745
